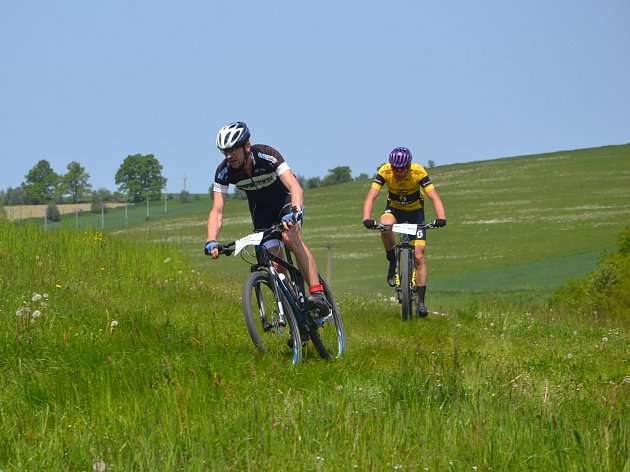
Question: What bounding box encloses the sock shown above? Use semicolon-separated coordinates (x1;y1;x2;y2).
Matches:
417;286;426;304
386;249;395;265
310;284;324;297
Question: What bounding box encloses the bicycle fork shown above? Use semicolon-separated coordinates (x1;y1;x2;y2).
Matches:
255;267;288;332
395;243;417;292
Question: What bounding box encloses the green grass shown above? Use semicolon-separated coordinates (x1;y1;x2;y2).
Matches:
1;219;629;471
111;144;630;308
2;145;629;470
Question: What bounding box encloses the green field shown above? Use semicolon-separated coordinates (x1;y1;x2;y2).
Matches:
101;144;630;308
1;145;629;470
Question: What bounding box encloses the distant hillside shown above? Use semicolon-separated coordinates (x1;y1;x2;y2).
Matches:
20;144;630;308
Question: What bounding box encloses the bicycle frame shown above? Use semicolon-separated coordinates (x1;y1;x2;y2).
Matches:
217;223;346;363
254;244;309;328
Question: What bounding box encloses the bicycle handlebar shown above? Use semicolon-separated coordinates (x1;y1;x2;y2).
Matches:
369;222;437;233
216;221;288;256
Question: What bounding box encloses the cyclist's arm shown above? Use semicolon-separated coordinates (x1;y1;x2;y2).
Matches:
363;186;381;220
207;190;228;241
425;187;445;220
279;170;304;209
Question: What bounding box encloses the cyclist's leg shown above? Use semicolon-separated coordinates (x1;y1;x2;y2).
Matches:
404;208;427;287
251;206;285;276
277;203;330;316
277;202;318;288
410;209;429;317
379;206;397;286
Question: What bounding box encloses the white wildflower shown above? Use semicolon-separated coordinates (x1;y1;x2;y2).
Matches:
93;459;107;472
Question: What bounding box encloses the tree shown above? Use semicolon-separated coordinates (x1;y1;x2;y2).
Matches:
232;187;247;200
22;160;60;204
427;160;436;169
115;154;167;203
306;176;322;189
323;166;352;186
91;188;112;213
4;187;26;205
63;161;92;203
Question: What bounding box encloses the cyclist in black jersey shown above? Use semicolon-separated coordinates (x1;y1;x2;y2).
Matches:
204;121;329;317
362;147;446;317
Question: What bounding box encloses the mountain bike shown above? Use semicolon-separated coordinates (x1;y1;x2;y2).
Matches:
368;222;436;321
216;223;346;366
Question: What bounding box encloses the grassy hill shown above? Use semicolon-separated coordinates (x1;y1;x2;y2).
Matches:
1;144;629;470
105;144;630;309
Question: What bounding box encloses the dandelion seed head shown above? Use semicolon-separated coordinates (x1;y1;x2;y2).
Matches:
163;258;171;263
111;320;118;327
32;310;41;319
32;293;42;302
567;353;574;359
602;337;608;342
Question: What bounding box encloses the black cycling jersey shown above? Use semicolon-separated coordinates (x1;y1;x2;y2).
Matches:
213;144;293;229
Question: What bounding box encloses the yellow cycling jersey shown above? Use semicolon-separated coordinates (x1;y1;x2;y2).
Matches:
371;162;435;211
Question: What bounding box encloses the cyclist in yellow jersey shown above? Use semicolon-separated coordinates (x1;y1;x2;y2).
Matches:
362;147;446;317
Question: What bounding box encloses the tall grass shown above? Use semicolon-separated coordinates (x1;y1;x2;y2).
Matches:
1;219;628;470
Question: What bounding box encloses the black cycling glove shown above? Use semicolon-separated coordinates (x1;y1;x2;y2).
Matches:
363;219;377;229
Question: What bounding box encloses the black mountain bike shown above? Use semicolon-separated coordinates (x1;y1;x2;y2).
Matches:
369;222;436;321
217;224;346;366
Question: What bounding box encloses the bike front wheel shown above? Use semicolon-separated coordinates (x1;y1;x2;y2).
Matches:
399;247;416;321
309;275;346;360
242;270;302;366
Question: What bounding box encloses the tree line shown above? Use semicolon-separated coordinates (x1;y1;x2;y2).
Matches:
0;154;167;207
2;156;373;207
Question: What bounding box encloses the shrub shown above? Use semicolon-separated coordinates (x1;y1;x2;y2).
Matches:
552;226;630;316
180;190;192;203
46;203;61;222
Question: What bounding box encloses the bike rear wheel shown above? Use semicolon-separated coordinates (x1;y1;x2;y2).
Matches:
242;270;302;366
309;274;346;360
399;247;416;321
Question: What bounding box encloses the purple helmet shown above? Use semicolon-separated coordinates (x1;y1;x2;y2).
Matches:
389;147;412;169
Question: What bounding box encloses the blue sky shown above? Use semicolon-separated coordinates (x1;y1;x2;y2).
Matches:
1;0;629;194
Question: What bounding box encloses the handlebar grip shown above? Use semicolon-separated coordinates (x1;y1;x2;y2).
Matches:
218;245;234;256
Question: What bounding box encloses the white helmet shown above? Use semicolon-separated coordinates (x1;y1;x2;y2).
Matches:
216;121;250;150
